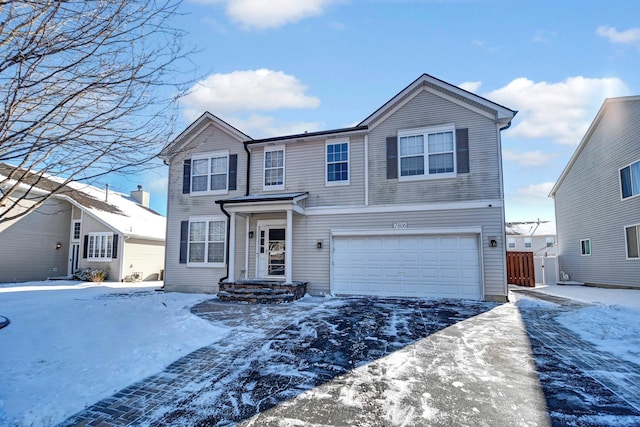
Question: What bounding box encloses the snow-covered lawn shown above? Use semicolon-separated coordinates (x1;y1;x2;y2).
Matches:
0;281;226;427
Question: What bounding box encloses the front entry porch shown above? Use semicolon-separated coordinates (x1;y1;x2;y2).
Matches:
218;279;308;303
215;192;308;303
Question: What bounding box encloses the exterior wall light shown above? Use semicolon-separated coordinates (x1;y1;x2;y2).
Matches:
56;242;62;250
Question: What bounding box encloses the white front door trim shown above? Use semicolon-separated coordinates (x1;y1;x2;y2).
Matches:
256;219;287;280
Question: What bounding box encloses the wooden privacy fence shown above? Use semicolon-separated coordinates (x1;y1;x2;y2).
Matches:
507;251;535;287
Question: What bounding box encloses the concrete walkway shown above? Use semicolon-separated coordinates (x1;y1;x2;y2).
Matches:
57;294;640;426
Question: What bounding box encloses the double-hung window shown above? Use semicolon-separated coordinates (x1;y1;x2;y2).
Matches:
191;151;229;194
188;218;226;265
524;237;532;248
87;233;113;261
620;159;640;199
326;140;349;185
507;238;516;249
625;224;640;259
264;146;285;190
398;125;456;180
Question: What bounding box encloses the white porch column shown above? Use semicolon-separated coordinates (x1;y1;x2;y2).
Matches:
285;209;293;284
228;211;236;282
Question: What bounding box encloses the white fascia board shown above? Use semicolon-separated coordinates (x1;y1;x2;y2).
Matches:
58;195;120;235
305;199;502;216
223;201;306;215
331;227;482;237
160;112;250;160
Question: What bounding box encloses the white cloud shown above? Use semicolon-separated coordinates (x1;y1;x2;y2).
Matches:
180;69;320;121
532;29;556;43
596;25;640;45
503;150;556;167
225;114;324;139
517;182;555;200
458;81;482;93
194;0;337;29
485;76;629;144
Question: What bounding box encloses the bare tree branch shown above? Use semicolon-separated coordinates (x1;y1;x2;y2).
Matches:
0;0;193;222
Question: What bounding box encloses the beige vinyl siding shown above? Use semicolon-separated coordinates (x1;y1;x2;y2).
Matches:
368;89;502;205
248;136;366;207
239;206;506;300
555;100;640;287
164;122;247;293
122;238;165;281
78;213;121;281
0;199;72;283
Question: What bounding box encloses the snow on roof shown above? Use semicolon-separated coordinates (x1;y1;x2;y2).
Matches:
0;164;165;241
506;221;556;236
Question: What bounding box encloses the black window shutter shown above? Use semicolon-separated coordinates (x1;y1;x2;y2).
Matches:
179;221;189;264
228;154;238;191
182;159;191;194
83;235;88;258
386;136;398;179
456;128;469;174
112;234;118;259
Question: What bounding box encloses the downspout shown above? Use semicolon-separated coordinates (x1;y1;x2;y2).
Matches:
217;200;231;284
243;141;251;196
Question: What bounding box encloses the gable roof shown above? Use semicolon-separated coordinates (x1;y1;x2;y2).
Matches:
0;163;165;241
549;95;640;197
358;73;517;130
159;112;252;159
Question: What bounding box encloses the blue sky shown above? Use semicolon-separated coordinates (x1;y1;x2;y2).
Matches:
123;0;640;221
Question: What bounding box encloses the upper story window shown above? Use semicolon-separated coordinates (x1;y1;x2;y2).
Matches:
264;146;285;190
326;140;349;185
524;237;532;248
625;224;639;259
398;125;456;181
546;237;555;247
87;232;113;261
507;238;516;249
188;217;226;266
581;238;591;256
191;151;228;194
620;159;640;199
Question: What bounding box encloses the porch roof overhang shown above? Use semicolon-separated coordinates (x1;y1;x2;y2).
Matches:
215;192;308;215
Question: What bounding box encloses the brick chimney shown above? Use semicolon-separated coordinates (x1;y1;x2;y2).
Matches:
130;185;150;208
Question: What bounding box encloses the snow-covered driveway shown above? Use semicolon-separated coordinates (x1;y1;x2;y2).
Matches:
60;294;640;427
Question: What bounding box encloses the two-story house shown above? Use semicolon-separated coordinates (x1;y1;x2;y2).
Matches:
550;96;640;288
159;74;516;301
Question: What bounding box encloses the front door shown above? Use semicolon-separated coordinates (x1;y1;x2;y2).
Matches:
257;224;286;278
69;243;80;275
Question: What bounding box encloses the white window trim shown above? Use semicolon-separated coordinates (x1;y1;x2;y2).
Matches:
524;237;532;248
325;139;350;186
580;238;591;256
87;232;114;261
624;223;640;260
398;124;457;182
263;145;285;191
619;159;640;201
187;216;227;267
190;150;230;196
507;237;516;249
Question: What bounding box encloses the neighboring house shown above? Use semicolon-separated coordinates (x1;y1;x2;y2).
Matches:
159;73;516;301
506;220;557;256
506;220;558;285
550;96;640;288
0;164;166;283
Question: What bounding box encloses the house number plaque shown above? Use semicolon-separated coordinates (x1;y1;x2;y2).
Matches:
393;222;408;229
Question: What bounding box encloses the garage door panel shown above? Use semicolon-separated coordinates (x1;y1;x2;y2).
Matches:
333;234;481;300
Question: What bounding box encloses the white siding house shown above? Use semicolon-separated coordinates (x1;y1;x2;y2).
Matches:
160;74;516;301
0;165;166;283
550;96;640;289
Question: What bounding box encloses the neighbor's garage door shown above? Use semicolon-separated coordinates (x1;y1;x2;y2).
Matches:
332;234;481;300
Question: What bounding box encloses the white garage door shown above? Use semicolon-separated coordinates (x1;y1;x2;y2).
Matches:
332;234;481;300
